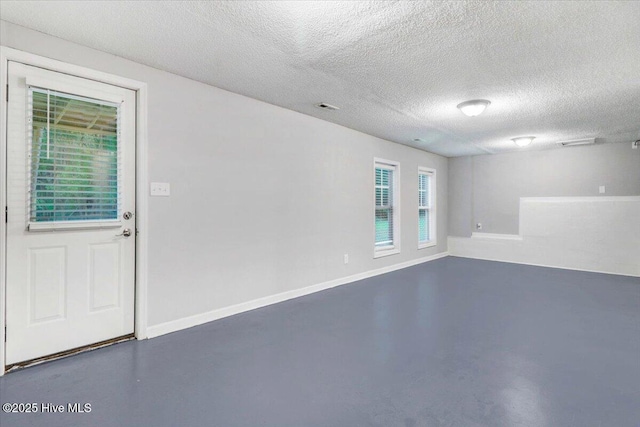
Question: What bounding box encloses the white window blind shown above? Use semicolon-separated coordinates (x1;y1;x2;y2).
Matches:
28;87;121;225
374;159;400;257
375;165;394;247
418;167;436;248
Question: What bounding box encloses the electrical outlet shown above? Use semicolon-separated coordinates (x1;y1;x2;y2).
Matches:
476;223;482;230
150;182;171;196
344;254;349;264
599;185;605;194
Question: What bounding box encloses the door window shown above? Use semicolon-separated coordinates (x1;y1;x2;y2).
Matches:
29;87;120;225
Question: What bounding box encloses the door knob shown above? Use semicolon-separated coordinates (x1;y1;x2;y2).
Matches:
116;228;132;237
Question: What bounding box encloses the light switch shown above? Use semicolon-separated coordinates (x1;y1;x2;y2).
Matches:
150;182;171;196
599;185;605;194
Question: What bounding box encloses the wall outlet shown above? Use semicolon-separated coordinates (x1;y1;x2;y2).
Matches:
476;222;482;230
344;254;349;264
150;182;171;196
599;185;605;194
633;140;639;149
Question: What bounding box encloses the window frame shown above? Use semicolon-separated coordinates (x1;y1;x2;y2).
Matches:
25;78;125;231
373;158;400;258
418;166;436;249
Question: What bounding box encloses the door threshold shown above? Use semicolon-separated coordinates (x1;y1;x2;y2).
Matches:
5;334;135;373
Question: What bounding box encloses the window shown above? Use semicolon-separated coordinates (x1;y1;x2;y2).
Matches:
28;87;121;228
418;167;436;248
374;159;400;258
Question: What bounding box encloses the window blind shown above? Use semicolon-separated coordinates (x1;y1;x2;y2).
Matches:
418;171;432;243
375;165;394;247
28;87;121;223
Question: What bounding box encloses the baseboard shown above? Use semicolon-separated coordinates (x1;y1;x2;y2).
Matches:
146;251;450;338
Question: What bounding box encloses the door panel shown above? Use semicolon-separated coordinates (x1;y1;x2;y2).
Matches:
28;246;67;323
88;242;121;312
6;62;136;364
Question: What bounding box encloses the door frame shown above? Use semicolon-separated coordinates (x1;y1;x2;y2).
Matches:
0;47;149;375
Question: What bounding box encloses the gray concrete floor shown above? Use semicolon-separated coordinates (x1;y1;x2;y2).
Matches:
1;257;639;427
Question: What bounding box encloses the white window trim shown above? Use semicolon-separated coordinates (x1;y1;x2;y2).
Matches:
374;158;400;258
418;166;437;249
27;84;124;228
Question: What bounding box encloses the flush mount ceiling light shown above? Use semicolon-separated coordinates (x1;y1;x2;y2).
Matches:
512;136;535;147
456;99;491;117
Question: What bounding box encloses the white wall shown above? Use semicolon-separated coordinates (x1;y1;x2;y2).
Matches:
449;143;640;236
447;143;640;277
0;21;448;334
447;156;473;238
449;197;640;276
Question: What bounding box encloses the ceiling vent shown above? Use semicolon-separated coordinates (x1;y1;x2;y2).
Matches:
314;102;340;111
556;138;596;147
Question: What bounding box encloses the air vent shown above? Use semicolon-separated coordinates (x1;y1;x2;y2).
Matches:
315;102;340;111
556;138;596;147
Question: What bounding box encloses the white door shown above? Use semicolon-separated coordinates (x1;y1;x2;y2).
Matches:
5;62;136;365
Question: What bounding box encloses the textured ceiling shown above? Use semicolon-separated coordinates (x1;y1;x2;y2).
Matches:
1;1;639;157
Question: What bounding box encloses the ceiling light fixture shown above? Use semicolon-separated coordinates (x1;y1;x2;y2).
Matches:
512;136;535;147
456;99;491;117
314;102;340;111
556;138;596;147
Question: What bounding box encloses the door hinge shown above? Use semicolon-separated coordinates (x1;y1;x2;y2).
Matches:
5;206;7;223
4;326;6;342
5;84;8;102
